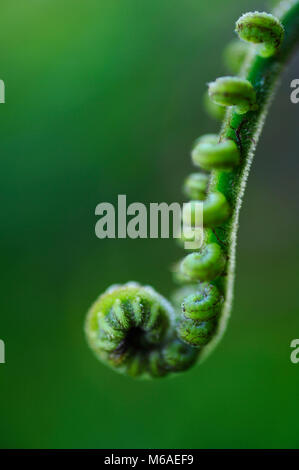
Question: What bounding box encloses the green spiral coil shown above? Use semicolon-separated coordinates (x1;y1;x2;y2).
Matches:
85;3;299;378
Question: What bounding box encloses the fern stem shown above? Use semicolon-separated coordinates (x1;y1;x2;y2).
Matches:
86;1;299;378
202;0;299;361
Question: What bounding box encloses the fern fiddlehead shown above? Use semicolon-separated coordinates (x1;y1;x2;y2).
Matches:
85;282;198;378
85;2;299;378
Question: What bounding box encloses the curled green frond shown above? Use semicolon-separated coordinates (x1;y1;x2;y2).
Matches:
85;282;198;378
183;172;209;200
180;243;226;282
192;133;218;148
170;285;199;311
176;226;204;250
162;339;198;372
192;134;240;171
182;283;223;321
85;1;299;379
203;90;226;120
203;192;231;227
236;11;284;57
177;283;223;347
177;316;218;347
171;261;195;284
208;76;257;114
182;192;231;228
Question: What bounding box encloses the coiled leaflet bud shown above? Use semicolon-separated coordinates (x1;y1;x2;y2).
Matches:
183;192;230;228
180;243;226;282
177;282;222;347
176;227;204;251
170;285;198;312
171;261;195;285
162;339;198;372
203;90;226;120
203;192;231;227
177;316;217;348
192;134;240;171
208;76;256;114
183;172;209;200
235;12;284;58
85;282;197;378
182;283;223;321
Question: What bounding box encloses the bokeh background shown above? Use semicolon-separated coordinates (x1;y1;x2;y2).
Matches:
1;0;299;449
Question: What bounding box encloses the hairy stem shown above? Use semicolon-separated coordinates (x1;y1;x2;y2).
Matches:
202;0;299;361
86;1;299;378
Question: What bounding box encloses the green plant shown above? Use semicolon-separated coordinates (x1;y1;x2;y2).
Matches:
85;2;299;378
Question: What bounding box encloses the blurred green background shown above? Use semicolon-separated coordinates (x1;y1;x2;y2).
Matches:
1;0;299;449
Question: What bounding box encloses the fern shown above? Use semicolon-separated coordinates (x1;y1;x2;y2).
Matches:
85;1;299;378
